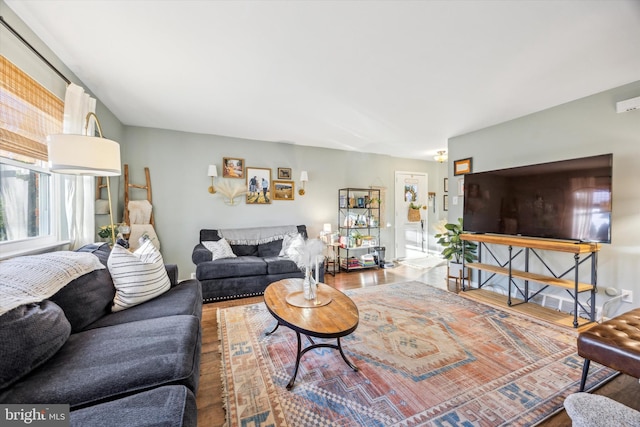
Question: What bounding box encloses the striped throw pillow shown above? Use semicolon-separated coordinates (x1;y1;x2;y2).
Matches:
108;239;171;312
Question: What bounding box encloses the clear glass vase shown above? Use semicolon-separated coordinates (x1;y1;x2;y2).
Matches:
303;267;317;300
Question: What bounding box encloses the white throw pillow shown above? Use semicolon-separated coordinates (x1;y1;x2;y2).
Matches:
202;238;237;261
278;233;297;256
108;239;171;312
280;233;305;265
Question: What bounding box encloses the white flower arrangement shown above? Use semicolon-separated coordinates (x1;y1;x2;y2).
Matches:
291;238;324;300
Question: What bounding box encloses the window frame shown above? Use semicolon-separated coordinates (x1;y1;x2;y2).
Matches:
0;157;68;259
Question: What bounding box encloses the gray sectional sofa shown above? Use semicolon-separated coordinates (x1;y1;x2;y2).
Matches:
192;224;324;302
0;243;202;427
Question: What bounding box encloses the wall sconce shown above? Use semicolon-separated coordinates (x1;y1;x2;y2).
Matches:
207;165;217;194
434;150;448;163
299;170;308;195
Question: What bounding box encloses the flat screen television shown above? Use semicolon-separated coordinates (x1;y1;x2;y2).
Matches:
462;154;613;243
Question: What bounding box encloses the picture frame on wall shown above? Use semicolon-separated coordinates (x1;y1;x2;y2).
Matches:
223;157;245;179
454;158;472;175
273;180;295;200
277;167;292;180
246;167;272;204
444;178;449;192
443;195;449;211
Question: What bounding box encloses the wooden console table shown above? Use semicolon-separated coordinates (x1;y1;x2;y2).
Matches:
460;234;600;328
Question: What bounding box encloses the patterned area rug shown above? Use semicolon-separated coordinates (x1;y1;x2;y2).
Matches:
218;281;615;426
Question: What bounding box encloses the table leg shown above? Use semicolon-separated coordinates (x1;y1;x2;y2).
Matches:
266;322;280;336
286;334;358;390
337;337;358;371
286;331;303;390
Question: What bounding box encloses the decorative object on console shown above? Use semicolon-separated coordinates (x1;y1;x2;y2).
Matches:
298;170;308;195
48;112;121;245
215;180;248;206
433;150;448;163
207;164;217;194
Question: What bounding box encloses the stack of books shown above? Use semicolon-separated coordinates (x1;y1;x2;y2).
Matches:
341;257;361;269
360;254;376;267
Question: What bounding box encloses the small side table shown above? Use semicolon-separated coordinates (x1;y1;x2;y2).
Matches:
446;265;470;293
325;243;340;276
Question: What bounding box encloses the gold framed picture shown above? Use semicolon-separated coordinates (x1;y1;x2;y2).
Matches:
277;167;291;180
222;157;244;179
454;158;472;175
246;167;272;204
273;180;294;200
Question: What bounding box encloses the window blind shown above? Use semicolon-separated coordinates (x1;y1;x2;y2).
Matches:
0;55;64;163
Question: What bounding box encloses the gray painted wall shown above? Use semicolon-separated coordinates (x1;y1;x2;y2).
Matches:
2;0;445;278
119;126;444;278
447;80;640;315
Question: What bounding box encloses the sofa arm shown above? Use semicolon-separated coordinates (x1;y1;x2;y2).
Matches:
165;264;179;287
564;393;640;427
192;244;212;265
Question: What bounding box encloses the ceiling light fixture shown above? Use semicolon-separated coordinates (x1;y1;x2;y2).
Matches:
434;150;448;163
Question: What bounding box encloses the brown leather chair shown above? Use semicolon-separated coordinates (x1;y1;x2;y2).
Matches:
577;308;640;391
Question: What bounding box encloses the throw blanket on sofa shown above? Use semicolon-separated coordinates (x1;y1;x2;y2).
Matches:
0;252;105;316
218;225;298;245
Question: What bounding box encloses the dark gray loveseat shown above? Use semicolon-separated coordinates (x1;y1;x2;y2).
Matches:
0;243;202;427
192;225;324;302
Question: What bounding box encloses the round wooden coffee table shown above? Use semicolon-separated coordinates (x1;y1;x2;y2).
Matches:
264;278;359;389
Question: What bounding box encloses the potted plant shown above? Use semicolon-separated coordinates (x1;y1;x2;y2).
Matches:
351;230;363;247
434;218;477;278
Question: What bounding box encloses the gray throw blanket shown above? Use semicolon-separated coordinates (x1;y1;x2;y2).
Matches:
218;225;298;245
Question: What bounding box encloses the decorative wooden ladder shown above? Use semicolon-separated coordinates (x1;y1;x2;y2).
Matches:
123;164;154;226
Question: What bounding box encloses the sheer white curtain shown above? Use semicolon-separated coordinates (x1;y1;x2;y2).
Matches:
60;83;96;249
0;167;28;240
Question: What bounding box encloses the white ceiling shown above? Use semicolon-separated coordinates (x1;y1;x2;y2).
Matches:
6;0;640;160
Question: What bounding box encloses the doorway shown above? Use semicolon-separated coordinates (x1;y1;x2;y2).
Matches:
394;171;428;260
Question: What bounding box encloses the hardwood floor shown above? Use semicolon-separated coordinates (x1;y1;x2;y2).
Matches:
195;263;640;426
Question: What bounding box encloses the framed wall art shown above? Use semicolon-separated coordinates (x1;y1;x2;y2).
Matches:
454;158;472;176
277;167;292;180
444;177;449;192
246;167;272;204
443;195;449;211
273;180;294;200
223;157;245;178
